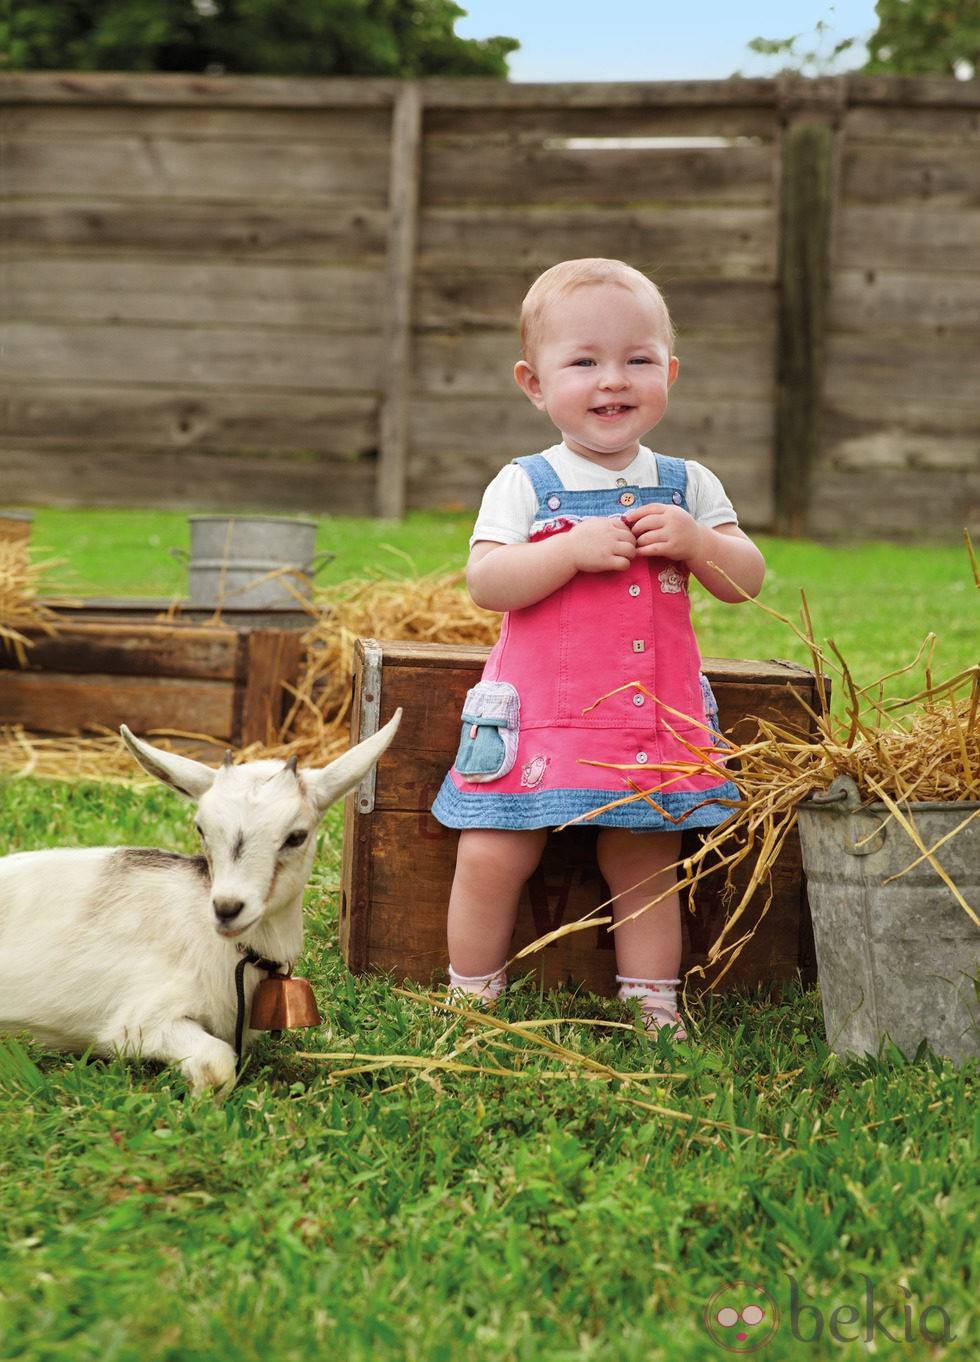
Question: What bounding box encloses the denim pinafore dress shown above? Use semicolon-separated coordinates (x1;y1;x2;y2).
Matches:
432;453;739;832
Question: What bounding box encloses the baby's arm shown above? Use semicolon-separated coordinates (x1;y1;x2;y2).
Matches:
467;518;637;612
625;504;765;603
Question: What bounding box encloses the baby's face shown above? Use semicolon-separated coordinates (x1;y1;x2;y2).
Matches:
516;282;678;469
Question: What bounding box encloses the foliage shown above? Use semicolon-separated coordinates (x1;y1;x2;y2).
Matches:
864;0;980;80
745;20;860;79
1;0;518;77
746;0;979;80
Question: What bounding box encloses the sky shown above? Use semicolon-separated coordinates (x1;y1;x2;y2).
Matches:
454;1;881;82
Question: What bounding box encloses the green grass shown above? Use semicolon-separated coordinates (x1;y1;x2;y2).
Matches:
0;781;977;1361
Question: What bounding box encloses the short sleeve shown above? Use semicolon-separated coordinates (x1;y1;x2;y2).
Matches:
684;461;739;527
469;463;539;546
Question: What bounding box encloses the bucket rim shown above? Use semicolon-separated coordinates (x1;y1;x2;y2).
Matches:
798;793;980;816
187;514;319;529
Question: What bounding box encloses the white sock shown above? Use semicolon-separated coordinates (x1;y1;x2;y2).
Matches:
616;976;686;1035
447;965;507;1003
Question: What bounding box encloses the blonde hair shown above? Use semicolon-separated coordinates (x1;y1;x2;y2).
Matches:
519;258;676;360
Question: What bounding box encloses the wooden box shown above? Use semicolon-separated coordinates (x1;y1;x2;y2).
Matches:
0;608;302;750
341;639;820;994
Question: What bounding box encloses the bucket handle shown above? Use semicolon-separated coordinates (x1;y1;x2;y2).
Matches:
305;551;335;577
808;774;887;856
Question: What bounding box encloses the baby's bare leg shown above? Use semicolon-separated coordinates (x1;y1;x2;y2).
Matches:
447;827;548;978
596;828;683;980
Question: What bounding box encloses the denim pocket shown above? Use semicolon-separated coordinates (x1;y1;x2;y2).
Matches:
700;672;720;731
453;680;520;783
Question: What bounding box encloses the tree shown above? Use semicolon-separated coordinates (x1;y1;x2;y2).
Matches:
1;0;519;78
864;0;979;80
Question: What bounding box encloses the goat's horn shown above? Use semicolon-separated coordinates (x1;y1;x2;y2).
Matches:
222;750;234;768
286;755;299;776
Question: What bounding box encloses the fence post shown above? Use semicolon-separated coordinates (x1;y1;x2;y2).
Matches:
377;81;423;520
773;82;840;537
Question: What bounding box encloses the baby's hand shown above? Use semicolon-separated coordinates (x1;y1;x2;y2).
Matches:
567;516;637;573
625;503;704;563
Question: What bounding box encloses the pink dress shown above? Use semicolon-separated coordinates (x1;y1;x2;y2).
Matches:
432;454;738;831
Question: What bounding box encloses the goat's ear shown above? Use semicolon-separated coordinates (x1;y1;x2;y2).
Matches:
120;725;219;800
304;708;402;816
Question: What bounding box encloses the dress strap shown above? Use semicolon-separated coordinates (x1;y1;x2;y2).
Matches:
512;453;564;500
654;453;688;496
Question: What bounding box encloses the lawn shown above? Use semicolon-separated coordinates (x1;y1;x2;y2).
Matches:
1;511;977;1360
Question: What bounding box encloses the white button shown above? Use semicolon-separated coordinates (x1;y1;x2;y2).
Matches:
632;693;645;707
616;477;628;487
628;584;641;597
636;751;649;764
632;639;645;653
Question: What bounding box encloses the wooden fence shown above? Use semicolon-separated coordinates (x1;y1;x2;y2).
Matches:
2;72;978;539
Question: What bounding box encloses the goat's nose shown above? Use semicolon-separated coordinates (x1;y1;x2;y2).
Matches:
213;896;246;923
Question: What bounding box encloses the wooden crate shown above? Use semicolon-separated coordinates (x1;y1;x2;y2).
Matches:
341;639;820;994
0;610;303;750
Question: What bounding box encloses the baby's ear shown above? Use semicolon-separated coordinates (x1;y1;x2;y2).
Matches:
514;360;547;410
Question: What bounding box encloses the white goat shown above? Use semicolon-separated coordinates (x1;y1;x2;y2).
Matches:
0;712;400;1095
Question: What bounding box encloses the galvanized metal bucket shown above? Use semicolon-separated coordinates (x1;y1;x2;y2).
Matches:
177;516;332;611
797;774;980;1064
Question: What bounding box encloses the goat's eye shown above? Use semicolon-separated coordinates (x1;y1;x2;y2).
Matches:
282;830;308;851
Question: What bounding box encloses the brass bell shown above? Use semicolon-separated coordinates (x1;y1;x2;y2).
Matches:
250;968;322;1032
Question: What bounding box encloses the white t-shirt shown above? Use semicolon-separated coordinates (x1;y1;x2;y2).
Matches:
471;443;739;547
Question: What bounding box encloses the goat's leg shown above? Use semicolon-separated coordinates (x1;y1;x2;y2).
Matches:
116;1018;238;1097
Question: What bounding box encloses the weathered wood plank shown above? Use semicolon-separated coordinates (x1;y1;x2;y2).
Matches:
822;428;979;473
823;394;977;435
1;622;239;680
0;72;400;106
8;259;385;329
236;630;304;748
423;104;778;141
840;143;980;208
842;74;980;109
0;672;235;739
6;134;390;203
422;143;774;207
6;201;390;259
6;103;393;139
4;323;382;390
836;207;980;272
805;468;979;540
824;334;980;405
417;206;778;275
828;268;980;333
5;385;378;455
844;105;980;143
0;449;377;515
